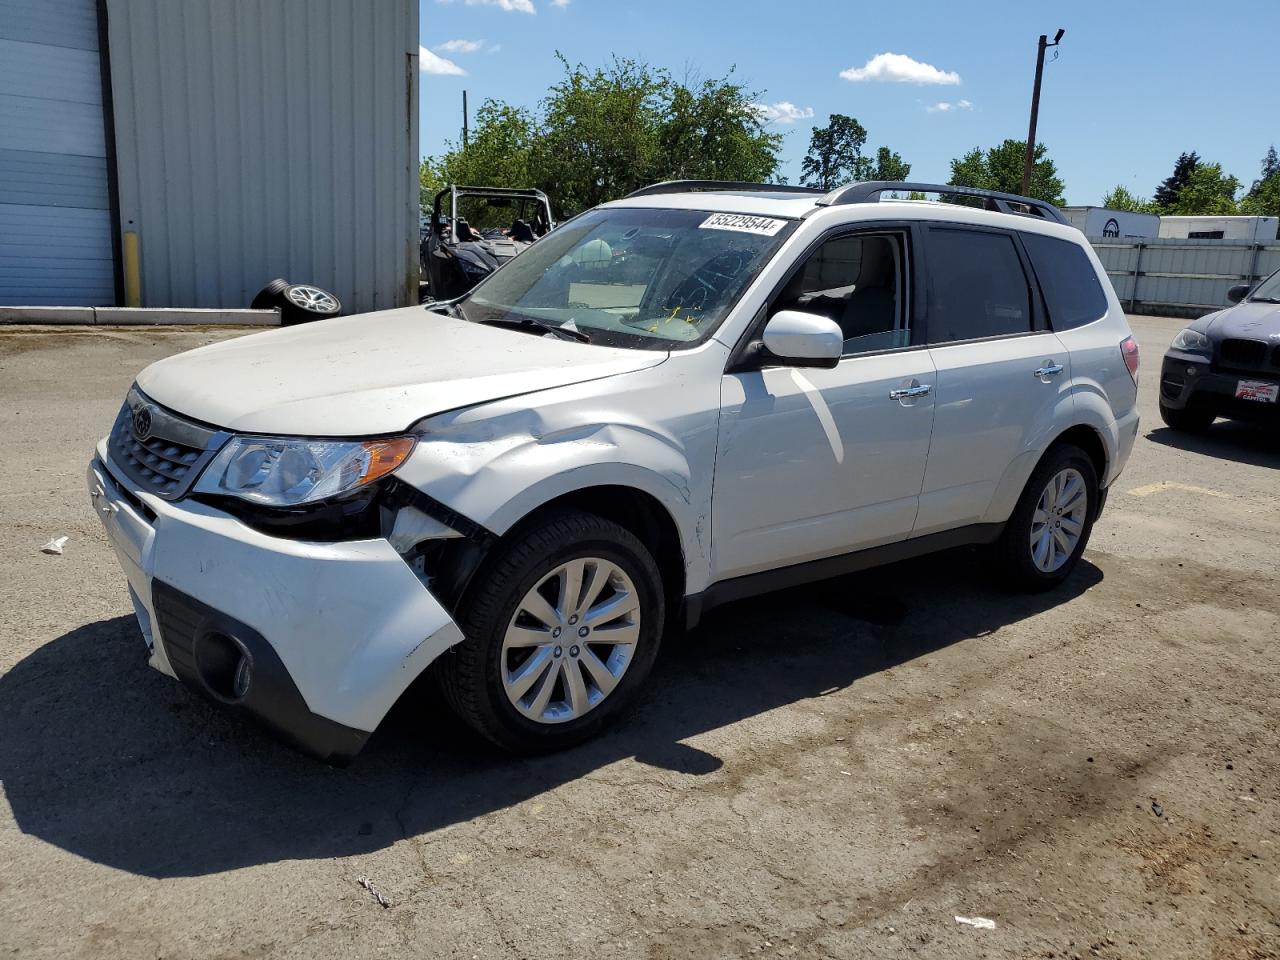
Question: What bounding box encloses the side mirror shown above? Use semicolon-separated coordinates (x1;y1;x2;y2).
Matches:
1227;284;1251;304
759;310;843;369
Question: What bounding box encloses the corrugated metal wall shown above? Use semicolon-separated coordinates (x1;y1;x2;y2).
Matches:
105;0;419;312
1092;238;1280;317
0;0;116;306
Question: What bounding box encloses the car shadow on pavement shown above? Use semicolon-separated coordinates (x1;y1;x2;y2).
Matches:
0;549;1101;879
1146;423;1280;469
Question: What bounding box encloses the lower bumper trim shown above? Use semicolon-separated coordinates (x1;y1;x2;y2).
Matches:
152;580;370;765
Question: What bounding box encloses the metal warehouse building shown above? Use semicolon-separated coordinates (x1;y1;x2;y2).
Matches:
0;0;419;313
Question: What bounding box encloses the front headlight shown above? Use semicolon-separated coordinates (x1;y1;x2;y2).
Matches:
193;435;415;506
1171;328;1211;352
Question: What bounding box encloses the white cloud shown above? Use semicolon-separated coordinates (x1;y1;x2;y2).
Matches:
464;0;536;12
927;98;973;113
840;52;961;86
551;0;571;6
752;101;815;124
434;38;484;53
419;45;466;76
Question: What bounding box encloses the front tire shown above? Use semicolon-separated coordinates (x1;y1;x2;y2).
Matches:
1159;400;1215;433
997;444;1098;591
438;510;665;753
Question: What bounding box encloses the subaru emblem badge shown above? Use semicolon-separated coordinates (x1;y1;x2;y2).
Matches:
133;406;153;440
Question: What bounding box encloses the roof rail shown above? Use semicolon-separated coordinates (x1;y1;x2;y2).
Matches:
624;180;827;199
818;181;1070;225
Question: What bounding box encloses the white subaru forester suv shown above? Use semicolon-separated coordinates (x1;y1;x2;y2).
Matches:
88;181;1140;763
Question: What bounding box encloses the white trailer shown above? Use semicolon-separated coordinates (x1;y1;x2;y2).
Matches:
1158;216;1279;242
1062;207;1159;239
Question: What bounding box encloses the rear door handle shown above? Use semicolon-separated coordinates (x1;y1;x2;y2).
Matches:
889;384;932;400
1034;362;1064;379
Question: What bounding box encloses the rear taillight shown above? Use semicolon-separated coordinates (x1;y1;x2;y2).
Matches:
1121;336;1140;384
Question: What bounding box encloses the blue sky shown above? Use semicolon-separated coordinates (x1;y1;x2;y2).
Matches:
419;0;1278;206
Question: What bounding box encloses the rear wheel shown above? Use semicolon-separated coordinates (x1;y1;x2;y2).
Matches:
996;444;1098;591
1159;400;1215;433
438;510;664;753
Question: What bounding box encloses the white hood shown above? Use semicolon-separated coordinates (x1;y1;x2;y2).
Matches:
136;307;667;436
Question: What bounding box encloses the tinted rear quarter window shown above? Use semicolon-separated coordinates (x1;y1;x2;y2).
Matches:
1021;232;1109;331
926;228;1032;343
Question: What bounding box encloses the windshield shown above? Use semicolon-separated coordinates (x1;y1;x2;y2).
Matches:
1249;267;1280;302
454;207;796;349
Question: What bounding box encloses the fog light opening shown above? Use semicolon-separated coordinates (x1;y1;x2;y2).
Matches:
193;631;252;703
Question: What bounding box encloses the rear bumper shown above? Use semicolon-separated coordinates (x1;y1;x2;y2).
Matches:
1160;352;1280;422
88;448;465;762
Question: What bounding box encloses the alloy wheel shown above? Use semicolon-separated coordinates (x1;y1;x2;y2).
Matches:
1030;467;1088;573
501;557;641;724
284;284;340;314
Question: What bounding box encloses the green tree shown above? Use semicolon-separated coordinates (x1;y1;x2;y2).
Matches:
1250;144;1280;194
657;72;783;185
432;102;539;193
1242;145;1280;217
799;114;910;189
871;146;911;182
1240;173;1280;218
947;139;1065;205
1153;151;1199;208
799;114;868;189
1163;162;1240;215
423;55;783;218
1100;184;1158;214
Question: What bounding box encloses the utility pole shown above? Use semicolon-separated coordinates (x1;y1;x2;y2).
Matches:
1021;28;1064;197
462;90;469;149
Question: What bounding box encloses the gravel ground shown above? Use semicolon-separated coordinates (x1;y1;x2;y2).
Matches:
0;317;1277;959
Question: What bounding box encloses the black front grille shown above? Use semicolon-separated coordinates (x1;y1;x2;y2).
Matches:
1219;338;1269;369
106;388;224;499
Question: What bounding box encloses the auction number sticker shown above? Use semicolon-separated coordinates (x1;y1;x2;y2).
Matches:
1235;379;1279;403
699;213;788;236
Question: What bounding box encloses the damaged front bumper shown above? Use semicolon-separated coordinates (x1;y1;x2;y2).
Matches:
87;446;464;763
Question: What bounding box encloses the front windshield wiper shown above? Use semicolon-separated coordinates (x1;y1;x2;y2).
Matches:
475;315;591;343
1248;296;1280;303
426;300;463;318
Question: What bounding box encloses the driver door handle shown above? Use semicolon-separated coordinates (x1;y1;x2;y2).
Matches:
889;384;932;400
1034;362;1064;379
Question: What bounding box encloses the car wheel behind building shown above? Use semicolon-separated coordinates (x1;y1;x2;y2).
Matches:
996;443;1098;591
438;509;665;753
1159;400;1215;433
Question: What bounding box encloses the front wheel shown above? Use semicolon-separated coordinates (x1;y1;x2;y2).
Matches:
996;444;1098;591
1159;400;1215;433
438;510;665;753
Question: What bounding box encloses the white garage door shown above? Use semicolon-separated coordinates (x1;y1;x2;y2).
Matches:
0;0;115;305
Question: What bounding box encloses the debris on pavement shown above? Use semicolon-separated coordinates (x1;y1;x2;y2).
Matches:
955;915;996;929
40;536;68;555
356;876;391;909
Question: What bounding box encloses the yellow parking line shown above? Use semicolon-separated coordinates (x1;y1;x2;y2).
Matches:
1126;481;1230;499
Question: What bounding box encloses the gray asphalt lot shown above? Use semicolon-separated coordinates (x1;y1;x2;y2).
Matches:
0;317;1277;959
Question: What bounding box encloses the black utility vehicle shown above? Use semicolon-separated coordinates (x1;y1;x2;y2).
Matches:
422;186;554;300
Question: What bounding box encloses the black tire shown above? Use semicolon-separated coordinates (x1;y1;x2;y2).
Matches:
1159;400;1215;433
438;509;665;753
996;443;1099;591
249;277;290;311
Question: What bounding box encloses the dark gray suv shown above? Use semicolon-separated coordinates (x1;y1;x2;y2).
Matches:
1160;267;1280;430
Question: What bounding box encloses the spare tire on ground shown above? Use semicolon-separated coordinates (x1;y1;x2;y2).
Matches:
249;279;342;326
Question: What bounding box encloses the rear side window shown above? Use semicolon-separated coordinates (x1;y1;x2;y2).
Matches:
1021;233;1109;331
925;228;1032;343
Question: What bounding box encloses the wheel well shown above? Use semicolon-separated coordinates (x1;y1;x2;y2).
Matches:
1052;425;1107;484
515;486;686;612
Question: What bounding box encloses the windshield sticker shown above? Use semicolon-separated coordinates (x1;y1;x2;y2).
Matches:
698;213;788;236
